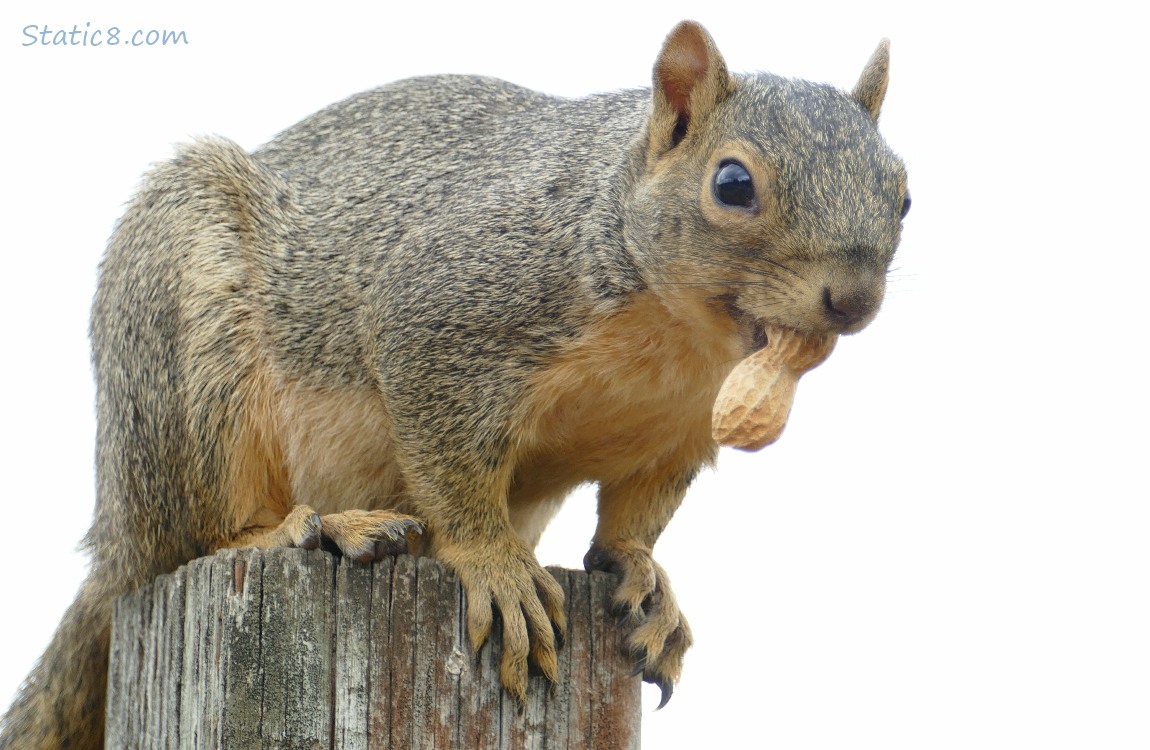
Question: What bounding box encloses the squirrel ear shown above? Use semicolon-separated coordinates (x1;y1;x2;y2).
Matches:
851;39;890;120
649;21;734;155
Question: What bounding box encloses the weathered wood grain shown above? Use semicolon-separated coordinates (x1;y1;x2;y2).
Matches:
106;548;640;749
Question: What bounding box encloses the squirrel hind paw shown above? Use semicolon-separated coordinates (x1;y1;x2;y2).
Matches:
316;510;423;563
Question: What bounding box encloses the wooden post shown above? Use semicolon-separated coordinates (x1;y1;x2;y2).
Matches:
105;548;640;749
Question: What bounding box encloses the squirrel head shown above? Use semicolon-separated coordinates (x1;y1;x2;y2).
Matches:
628;21;909;343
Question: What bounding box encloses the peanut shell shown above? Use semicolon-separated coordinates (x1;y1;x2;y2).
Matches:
711;326;837;451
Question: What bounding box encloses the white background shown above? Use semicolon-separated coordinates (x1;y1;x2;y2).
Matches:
1;1;1147;748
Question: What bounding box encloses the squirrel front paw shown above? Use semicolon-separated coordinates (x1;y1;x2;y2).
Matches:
583;542;693;708
438;536;567;703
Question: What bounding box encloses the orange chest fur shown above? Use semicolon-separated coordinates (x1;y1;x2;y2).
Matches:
515;290;744;484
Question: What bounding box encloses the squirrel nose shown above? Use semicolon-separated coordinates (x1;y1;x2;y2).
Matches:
821;285;880;332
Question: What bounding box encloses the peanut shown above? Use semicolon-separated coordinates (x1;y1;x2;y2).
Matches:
712;327;837;451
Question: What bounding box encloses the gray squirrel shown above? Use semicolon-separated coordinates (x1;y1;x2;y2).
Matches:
0;20;908;749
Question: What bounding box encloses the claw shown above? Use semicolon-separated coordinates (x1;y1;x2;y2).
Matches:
655;678;674;710
299;514;323;550
376;517;422;558
633;651;675;709
398;517;424;535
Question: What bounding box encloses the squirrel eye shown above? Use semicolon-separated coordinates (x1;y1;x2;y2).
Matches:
900;191;912;219
713;160;755;209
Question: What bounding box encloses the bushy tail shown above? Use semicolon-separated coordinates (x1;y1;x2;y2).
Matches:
0;576;114;750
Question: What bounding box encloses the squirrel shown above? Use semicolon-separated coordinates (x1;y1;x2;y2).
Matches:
0;20;908;749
